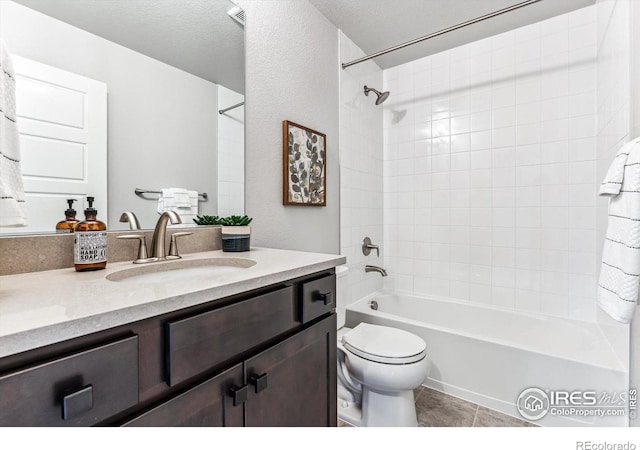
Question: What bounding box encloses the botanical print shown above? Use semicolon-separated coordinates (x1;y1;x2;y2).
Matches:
284;121;326;206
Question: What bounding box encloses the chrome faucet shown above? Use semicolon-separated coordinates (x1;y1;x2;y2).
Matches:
365;265;388;277
150;211;182;260
119;211;141;230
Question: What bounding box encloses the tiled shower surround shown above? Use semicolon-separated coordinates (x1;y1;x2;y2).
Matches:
382;6;600;321
340;31;384;305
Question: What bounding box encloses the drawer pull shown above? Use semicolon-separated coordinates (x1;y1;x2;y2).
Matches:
315;292;332;306
62;385;94;421
228;384;248;406
249;373;268;393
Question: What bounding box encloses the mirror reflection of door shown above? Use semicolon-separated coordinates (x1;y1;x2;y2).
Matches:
0;0;245;234
7;56;107;234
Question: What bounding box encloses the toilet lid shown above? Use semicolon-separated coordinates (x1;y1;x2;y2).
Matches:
342;323;427;365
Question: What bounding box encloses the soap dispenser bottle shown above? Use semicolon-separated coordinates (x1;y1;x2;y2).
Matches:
56;199;79;233
74;196;108;271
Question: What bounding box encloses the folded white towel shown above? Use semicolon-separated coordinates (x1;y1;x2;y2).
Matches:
157;187;199;224
0;40;27;227
598;136;640;323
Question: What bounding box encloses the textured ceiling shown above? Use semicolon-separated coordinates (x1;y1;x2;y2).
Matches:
12;0;245;93
12;0;597;89
308;0;596;69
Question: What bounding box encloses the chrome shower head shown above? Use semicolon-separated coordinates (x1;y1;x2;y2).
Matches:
363;85;390;105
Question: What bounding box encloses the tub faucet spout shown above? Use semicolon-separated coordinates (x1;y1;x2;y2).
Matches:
365;265;388;277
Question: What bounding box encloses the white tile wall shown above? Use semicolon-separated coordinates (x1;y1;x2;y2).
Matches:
339;32;384;306
382;7;599;321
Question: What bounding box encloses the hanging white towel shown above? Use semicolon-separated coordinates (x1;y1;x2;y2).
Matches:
157;187;199;224
597;136;640;323
0;40;27;227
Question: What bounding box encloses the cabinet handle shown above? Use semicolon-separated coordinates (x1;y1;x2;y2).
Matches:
62;385;93;421
228;384;248;406
249;373;268;393
315;292;332;306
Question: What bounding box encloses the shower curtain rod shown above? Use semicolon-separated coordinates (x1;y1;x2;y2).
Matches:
218;101;245;114
341;0;543;69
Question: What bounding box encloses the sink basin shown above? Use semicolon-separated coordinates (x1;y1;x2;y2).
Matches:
106;257;257;284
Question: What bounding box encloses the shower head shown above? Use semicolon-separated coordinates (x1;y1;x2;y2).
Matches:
363;85;390;105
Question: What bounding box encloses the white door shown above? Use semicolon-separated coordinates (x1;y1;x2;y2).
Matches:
3;56;107;234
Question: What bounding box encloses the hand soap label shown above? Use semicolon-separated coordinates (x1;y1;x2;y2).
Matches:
74;231;108;264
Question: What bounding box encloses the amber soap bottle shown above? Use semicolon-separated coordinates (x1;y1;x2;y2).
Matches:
55;199;79;233
74;196;107;272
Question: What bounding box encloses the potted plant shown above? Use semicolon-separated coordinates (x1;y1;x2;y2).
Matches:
219;215;253;252
192;215;223;226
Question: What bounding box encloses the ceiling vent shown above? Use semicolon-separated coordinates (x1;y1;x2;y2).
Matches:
227;6;245;27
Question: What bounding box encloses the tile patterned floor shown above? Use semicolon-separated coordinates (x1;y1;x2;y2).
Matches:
339;386;538;427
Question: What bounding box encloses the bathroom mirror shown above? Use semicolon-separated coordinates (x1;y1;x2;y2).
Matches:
0;0;245;234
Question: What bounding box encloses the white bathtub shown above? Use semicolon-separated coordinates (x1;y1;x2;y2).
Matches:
345;292;628;427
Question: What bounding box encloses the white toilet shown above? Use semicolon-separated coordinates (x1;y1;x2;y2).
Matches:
336;266;430;427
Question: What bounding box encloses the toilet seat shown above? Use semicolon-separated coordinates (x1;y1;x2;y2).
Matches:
342;323;426;365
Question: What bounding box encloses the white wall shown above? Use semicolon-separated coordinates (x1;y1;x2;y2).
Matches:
382;7;599;321
632;0;640;428
339;31;384;316
1;1;218;230
240;0;340;254
217;86;245;218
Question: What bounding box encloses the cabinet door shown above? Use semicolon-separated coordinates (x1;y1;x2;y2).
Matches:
123;363;244;427
245;314;336;427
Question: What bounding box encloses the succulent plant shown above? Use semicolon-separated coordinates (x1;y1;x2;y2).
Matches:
219;215;253;226
193;215;253;226
193;215;223;225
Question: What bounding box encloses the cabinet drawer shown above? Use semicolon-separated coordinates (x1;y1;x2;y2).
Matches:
0;335;139;426
166;286;296;386
299;274;335;323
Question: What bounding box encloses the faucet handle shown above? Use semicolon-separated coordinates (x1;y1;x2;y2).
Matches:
116;234;152;263
362;237;380;257
168;232;193;259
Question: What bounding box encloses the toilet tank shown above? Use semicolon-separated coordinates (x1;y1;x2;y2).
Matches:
335;265;349;329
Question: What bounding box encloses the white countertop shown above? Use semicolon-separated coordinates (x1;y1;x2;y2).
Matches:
0;247;345;358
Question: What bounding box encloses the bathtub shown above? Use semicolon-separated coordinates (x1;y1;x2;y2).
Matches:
345;292;628;427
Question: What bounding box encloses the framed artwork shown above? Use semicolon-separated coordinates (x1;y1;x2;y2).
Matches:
282;120;326;206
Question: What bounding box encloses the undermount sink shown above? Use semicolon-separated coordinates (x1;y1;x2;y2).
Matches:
106;257;257;284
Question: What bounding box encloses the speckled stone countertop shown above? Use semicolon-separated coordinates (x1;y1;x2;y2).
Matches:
0;247;345;358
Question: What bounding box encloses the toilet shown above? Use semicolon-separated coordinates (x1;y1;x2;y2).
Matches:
335;266;430;427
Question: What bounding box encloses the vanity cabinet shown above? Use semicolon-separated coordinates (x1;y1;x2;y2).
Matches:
123;363;245;427
245;313;336;426
0;335;139;427
0;269;337;427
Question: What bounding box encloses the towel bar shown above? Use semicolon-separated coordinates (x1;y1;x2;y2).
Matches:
135;188;208;200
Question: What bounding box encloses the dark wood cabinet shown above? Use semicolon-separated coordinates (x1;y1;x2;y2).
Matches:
0;269;337;427
123;363;244;427
0;335;139;427
246;314;336;427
